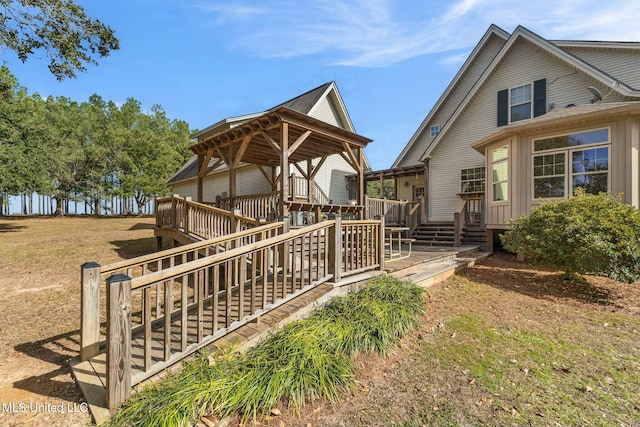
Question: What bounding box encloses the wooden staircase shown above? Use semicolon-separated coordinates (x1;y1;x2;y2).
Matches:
411;222;487;249
412;222;456;246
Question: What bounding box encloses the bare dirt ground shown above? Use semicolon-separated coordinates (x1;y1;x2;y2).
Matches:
1;217;639;426
0;216;158;427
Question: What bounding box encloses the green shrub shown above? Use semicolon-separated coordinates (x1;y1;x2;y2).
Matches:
501;190;640;283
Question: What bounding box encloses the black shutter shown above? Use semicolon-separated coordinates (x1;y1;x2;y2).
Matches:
497;89;508;127
533;78;546;117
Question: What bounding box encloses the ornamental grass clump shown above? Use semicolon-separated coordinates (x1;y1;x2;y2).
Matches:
107;275;424;427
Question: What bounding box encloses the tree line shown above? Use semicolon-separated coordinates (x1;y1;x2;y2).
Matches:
0;66;192;215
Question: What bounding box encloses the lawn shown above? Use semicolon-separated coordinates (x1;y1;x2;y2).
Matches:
0;216;160;427
0;217;638;427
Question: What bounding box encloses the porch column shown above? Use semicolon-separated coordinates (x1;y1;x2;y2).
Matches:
196;154;204;202
280;123;290;217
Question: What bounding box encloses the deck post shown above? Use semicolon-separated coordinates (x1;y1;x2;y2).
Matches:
171;195;178;229
106;274;132;413
231;208;242;234
375;215;385;272
328;215;342;282
80;262;101;361
184;196;191;236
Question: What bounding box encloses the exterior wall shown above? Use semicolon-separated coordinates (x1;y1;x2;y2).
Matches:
397;34;506;167
561;47;640;91
484;115;640;228
171;165;273;202
311;154;355;204
310;95;344;128
427;38;626;222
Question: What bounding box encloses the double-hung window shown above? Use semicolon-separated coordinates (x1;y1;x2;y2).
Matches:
491;146;509;202
510;84;532;122
532;128;610;199
461;167;485;193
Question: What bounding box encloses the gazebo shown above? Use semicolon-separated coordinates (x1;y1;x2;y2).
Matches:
189;106;373;220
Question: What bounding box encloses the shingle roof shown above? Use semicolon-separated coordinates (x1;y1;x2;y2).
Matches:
268;82;332;114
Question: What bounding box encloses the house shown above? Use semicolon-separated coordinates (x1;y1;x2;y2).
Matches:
168;82;371;214
389;24;640;248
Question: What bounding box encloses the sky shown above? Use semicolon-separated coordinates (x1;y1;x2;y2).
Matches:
3;0;640;171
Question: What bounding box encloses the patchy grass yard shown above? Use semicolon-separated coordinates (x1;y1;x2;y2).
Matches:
0;216;159;427
274;255;640;427
1;217;639;427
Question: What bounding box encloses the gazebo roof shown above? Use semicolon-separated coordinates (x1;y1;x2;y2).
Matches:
189;106;373;167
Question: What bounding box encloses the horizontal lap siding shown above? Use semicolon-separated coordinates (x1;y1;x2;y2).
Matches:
429;38;618;221
312;154;355;205
397;35;506;167
562;47;640;91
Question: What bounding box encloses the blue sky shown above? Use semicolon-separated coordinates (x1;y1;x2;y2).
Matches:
3;0;640;170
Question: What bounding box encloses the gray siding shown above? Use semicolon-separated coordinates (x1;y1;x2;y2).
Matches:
427;38;625;221
561;46;640;91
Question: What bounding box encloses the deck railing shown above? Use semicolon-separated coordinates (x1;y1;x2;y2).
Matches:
289;174;331;205
216;192;280;221
365;196;419;225
156;195;259;240
80;216;383;412
453;195;484;246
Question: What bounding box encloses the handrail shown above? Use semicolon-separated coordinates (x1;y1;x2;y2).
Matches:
131;220;335;290
101;222;284;277
453;199;468;247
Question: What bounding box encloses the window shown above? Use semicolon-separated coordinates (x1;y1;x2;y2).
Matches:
510;84;532;122
430;125;440;137
491;145;509;202
497;79;546;126
532;128;610;199
414;185;425;201
460;167;485;193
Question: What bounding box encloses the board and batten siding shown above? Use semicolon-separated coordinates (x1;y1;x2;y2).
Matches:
427;38;625;221
397;34;506;167
484;115;640;228
560;47;640;91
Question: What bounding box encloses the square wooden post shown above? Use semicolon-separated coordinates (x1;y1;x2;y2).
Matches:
328;215;342;282
375;215;386;272
106;274;132;413
80;262;101;361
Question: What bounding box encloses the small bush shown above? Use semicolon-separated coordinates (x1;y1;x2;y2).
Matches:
501;191;640;283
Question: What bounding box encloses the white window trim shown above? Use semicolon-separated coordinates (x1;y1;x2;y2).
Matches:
509;82;533;124
531;127;611;202
460;166;486;194
491;145;509;204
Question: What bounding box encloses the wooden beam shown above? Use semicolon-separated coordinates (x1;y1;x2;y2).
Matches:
205;157;223;176
309;155;327;180
293;162;308;180
280;123;290;217
198;149;214;178
232;135;252;169
256;164;275;187
261;130;281;154
288;130;312;156
341;142;362;173
215;146;230;166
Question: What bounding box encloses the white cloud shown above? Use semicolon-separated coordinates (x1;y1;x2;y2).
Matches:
197;0;640;67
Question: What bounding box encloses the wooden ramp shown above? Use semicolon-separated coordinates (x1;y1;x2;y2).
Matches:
71;216;385;424
71;275;338;424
